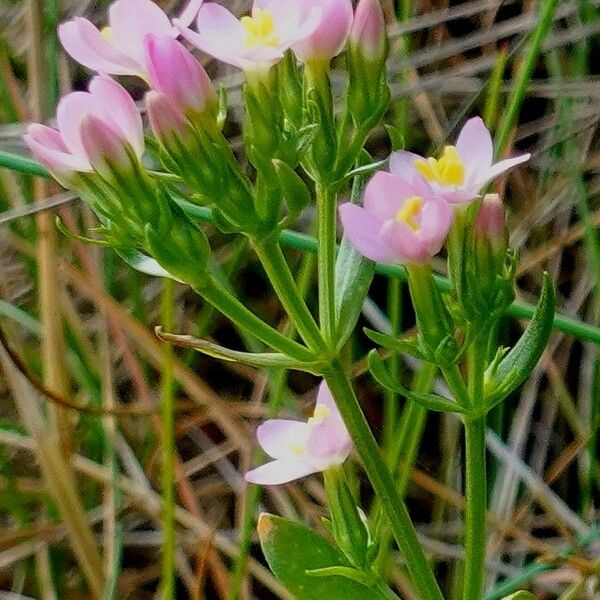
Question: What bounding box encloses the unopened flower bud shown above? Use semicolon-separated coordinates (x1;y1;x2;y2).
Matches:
350;0;387;63
475;193;507;252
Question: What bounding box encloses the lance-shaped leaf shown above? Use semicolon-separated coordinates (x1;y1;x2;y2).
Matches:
273;159;311;220
155;328;323;373
484;273;555;408
335;236;375;345
118;249;184;282
258;514;388;600
368;350;467;414
364;328;425;359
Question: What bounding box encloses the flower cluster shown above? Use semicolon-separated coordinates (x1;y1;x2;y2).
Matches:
340;117;530;265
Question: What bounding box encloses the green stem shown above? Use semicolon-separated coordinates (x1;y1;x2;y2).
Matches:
323;361;444;600
316;184;337;344
160;278;176;600
198;279;315;362
251;240;324;351
462;416;487;600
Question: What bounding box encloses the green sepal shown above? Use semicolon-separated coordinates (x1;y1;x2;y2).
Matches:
216;85;228;129
484;273;555;407
154;327;323;373
363;328;425;360
501;593;536;600
384;124;405;151
257;514;388;600
368;350;467;414
272;159;311;220
118;249;183;282
334;237;375;347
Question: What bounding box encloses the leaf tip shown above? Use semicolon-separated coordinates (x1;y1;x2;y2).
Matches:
257;513;275;540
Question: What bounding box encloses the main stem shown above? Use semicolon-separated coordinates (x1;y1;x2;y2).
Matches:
323;362;444;600
161;278;176;599
316;184;337;344
463;341;488;600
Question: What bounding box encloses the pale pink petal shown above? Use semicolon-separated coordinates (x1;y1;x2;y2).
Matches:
245;458;317;485
56;91;97;159
389;150;423;181
418;199;453;249
339;203;399;263
109;0;175;66
363;171;418;221
79;114;130;178
455;117;493;184
58;18;141;75
306;418;351;464
195;3;245;48
88;76;144;159
256;419;311;459
315;381;338;414
380;219;429;264
178;0;203;27
474;153;531;190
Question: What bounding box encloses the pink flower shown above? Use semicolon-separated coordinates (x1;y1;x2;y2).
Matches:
390;117;530;203
24;75;143;184
339;171;453;264
245;382;352;485
175;0;322;72
475;193;506;249
350;0;387;62
58;0;202;77
292;0;353;63
144;35;216;116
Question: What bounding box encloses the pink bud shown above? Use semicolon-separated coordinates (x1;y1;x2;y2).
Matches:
339;171;453;265
350;0;386;62
79;114;133;179
144;35;216;117
245;382;351;485
475;194;507;249
146;90;193;147
293;0;353;63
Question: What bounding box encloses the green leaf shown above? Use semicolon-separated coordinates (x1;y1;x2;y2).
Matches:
501;593;536;600
363;328;425;359
272;159;311;219
368;350;467;414
485;273;555;407
155;328;323;373
258;514;388;600
117;249;183;282
334;236;374;346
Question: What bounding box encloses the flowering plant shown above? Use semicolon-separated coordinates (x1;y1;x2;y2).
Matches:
22;1;554;599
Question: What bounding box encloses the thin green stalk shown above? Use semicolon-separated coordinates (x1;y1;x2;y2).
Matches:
251;240;323;351
462;340;487;600
160;278;176;600
316;184;337;344
495;0;559;155
323;361;444;600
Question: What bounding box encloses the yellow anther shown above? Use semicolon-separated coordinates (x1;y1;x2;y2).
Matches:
101;26;113;41
414;145;465;186
395;195;424;231
290;443;306;455
241;8;280;49
312;405;331;420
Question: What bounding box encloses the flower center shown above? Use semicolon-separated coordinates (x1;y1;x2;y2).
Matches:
241;8;280;49
395;195;424;231
414;145;465;186
290;443;306;455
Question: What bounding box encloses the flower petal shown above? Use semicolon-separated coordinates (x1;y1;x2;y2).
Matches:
380;219;430;264
245;458;317;485
475;153;531;190
109;0;175;66
418;198;453;250
58;18;141;76
339;203;399;263
389;150;423;181
455;116;493;184
306;417;351;465
363;171;419;221
256;419;311;459
56;91;97;159
178;0;203;28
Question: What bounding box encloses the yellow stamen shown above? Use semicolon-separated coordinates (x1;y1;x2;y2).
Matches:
101;26;113;42
312;405;331;420
241;8;280;49
414;145;465;186
395;195;424;231
290;443;306;455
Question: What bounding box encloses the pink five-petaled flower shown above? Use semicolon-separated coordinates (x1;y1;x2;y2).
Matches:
58;0;202;78
339;171;453;264
390;117;531;204
175;0;322;73
245;382;352;485
292;0;354;64
24;75;143;185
